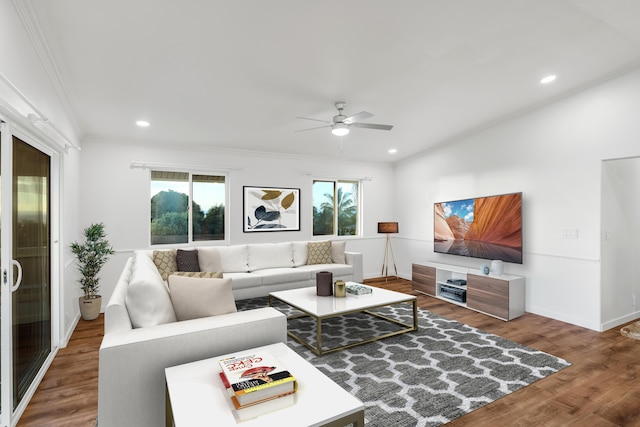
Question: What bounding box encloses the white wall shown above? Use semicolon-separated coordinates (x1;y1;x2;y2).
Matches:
601;157;640;329
0;1;82;345
394;67;640;331
79;139;395;305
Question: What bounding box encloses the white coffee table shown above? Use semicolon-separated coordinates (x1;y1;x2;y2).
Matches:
165;342;365;427
269;283;418;355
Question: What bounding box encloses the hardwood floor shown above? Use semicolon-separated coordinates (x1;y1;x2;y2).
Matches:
16;278;640;426
17;315;102;427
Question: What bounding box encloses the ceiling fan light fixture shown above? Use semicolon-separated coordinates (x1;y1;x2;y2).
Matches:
540;74;557;84
331;123;350;136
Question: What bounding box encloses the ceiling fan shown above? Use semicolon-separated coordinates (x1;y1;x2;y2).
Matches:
296;101;393;136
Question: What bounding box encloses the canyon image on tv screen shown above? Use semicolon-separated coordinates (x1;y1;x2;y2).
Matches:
434;192;523;264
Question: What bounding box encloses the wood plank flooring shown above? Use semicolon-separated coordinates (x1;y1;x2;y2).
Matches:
16;278;640;426
17;315;103;427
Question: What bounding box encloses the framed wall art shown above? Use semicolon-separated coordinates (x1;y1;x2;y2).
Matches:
243;186;300;232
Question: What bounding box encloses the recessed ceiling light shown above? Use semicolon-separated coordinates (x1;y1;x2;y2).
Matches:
388;148;397;154
136;120;150;127
540;75;557;84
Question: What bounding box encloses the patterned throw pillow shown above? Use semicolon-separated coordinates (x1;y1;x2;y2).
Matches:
170;271;223;279
177;249;200;272
153;250;177;281
307;240;333;265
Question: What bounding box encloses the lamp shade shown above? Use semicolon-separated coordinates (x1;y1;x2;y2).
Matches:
331;123;350;136
378;222;399;234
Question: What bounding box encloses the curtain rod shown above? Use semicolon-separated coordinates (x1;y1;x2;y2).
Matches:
130;161;244;172
0;71;80;151
301;171;373;181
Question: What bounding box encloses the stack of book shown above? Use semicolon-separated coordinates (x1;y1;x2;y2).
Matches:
219;350;298;411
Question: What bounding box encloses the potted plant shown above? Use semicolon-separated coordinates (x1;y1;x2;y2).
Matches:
70;223;115;320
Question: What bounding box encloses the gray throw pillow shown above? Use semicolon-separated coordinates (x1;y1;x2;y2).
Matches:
177;249;200;272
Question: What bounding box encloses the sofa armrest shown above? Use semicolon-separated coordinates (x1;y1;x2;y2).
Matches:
98;307;286;427
345;251;363;283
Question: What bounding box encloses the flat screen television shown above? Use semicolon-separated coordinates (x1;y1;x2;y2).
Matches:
434;192;523;264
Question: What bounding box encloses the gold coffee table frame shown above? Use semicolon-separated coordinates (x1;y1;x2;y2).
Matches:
269;290;418;356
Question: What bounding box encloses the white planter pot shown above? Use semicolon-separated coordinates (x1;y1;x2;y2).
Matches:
79;295;102;321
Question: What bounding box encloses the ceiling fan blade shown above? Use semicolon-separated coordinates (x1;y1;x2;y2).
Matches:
296;116;331;124
295;124;331;132
343;111;373;124
351;122;393;131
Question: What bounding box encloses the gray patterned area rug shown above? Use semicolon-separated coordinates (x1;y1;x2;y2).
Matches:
236;296;571;427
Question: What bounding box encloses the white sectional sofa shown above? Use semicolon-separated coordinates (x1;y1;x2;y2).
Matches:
138;240;363;300
98;240;363;427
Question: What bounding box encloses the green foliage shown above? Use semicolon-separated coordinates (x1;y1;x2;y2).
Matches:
150;189;187;221
195;204;225;240
151;190;224;242
70;223;115;298
151;211;188;236
313;185;358;236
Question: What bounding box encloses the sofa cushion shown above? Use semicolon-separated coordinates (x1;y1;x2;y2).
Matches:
251;268;311;285
297;263;353;277
307;240;332;265
198;245;249;273
177;249;200;272
152;249;177;281
167;275;237;321
331;241;346;264
221;272;262;289
292;242;308;267
170;271;223;278
126;253;177;328
247;243;294;271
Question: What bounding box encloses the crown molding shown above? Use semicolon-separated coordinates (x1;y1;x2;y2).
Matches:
82;135;394;167
12;0;84;138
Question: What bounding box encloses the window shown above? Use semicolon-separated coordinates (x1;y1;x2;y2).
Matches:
150;171;226;244
312;180;360;236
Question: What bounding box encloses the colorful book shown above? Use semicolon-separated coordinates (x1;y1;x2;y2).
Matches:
219;350;297;409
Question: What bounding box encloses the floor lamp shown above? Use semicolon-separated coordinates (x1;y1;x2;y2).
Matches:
378;222;399;281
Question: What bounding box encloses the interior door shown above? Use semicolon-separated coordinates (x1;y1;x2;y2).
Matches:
0;125;52;426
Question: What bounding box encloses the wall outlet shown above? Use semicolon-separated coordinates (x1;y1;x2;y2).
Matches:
562;228;579;239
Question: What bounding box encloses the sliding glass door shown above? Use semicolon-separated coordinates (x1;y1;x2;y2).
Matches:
0;125;52;426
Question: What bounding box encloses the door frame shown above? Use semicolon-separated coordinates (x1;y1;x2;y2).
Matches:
0;121;61;427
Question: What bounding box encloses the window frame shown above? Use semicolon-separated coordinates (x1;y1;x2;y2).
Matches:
312;178;362;237
149;169;229;247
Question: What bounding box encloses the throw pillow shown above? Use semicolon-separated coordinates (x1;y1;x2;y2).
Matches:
170;271;223;278
177;249;200;272
331;241;346;264
168;275;237;321
292;241;308;266
197;247;223;272
153;249;177;281
126;253;177;328
307;240;332;265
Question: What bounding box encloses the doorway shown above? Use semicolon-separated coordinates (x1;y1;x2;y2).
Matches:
601;156;640;329
1;124;54;426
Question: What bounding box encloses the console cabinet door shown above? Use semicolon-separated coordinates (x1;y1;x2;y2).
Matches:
467;274;509;320
412;264;436;296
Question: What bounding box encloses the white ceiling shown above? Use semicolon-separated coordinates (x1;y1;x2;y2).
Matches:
23;0;640;163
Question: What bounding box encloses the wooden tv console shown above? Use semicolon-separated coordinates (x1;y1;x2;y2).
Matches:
412;262;525;321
